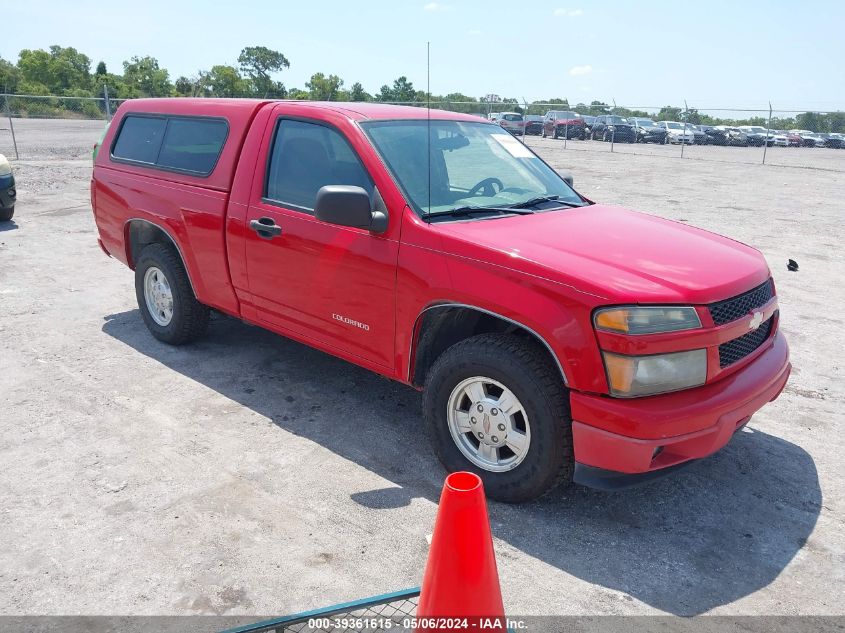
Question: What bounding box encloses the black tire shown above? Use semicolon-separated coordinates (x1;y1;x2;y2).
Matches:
423;333;573;503
134;242;209;345
0;206;13;222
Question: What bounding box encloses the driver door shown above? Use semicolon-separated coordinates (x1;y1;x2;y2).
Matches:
242;114;398;369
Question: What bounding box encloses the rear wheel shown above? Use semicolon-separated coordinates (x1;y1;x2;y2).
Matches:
423;334;573;503
134;243;209;345
0;206;13;222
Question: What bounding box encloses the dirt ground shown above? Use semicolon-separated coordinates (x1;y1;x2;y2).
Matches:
1;118;843;617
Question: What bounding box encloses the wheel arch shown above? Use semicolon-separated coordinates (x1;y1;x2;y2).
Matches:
123;218;198;297
409;303;569;388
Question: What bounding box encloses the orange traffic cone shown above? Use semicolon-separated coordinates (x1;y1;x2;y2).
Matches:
416;472;506;632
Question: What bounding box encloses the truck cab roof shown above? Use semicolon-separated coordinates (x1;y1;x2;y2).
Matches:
121;98;485;123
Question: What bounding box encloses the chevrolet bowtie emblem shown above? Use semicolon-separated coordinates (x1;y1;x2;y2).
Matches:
749;311;764;330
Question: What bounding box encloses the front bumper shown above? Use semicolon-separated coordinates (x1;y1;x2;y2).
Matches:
669;134;695;144
570;332;790;488
0;173;15;210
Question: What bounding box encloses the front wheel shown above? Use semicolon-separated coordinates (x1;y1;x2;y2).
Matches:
423;334;573;503
134;243;210;345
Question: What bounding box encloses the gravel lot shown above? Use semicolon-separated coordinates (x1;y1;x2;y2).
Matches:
1;119;843;617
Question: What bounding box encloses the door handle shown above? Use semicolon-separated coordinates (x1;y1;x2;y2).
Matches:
249;217;282;239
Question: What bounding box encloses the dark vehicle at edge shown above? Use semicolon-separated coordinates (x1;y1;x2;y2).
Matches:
0;154;15;222
697;125;729;146
591;115;636;142
523;115;544;135
628;118;669;144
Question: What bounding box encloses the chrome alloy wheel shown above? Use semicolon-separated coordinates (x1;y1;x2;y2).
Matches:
143;266;174;326
446;376;531;472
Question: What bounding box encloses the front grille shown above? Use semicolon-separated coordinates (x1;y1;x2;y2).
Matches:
719;314;775;368
708;279;774;326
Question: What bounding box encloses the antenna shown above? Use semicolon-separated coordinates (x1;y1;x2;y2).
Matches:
427;41;431;217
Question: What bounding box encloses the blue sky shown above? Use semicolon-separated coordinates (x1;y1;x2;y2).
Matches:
3;0;843;112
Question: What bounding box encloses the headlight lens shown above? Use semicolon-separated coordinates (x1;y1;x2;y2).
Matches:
594;306;701;334
603;349;707;397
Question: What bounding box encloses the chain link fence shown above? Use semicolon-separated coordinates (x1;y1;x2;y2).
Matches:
1;94;843;172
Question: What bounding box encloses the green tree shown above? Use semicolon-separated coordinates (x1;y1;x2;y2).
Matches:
378;76;416;102
348;82;371;102
238;46;289;97
529;98;568;115
306;72;344;101
286;87;310;100
17;48;52;92
95;61;107;76
439;92;477;113
207;65;249;97
827;112;845;133
174;76;194;97
795;112;822;132
587;100;610;115
122;56;172;97
657;105;682;121
0;56;20;93
17;46;92;94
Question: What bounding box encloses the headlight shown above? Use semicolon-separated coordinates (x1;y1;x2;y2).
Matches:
594;306;701;334
602;349;707;397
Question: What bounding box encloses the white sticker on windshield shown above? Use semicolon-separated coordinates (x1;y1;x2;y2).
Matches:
491;133;534;158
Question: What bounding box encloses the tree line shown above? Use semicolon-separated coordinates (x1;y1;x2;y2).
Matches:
0;45;842;132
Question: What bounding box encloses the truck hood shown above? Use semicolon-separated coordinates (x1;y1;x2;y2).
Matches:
435;204;770;304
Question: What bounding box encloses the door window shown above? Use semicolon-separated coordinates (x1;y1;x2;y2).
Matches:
265;119;373;211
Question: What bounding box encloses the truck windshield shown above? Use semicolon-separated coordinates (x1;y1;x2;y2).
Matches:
362;120;583;218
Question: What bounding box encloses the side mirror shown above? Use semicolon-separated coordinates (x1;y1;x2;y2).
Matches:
314;185;388;233
559;170;574;188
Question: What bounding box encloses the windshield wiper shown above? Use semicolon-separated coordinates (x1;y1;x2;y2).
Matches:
508;195;586;209
425;205;536;219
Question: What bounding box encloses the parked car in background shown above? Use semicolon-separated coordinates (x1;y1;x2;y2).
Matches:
489;112;526;135
0;154;15;222
580;114;596;136
825;133;845;149
542;111;586;139
768;131;789;147
806;133;830;148
738;126;775;147
689;125;708;145
788;130;820;147
713;126;749;147
628;118;668;144
656;121;696;144
783;131;802;147
697;125;729;145
523;115;544;135
591;115;636;142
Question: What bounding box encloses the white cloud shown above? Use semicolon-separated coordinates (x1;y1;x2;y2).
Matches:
424;2;441;10
554;7;584;17
569;65;593;76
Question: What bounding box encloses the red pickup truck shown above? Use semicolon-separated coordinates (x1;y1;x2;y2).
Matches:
91;98;790;502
